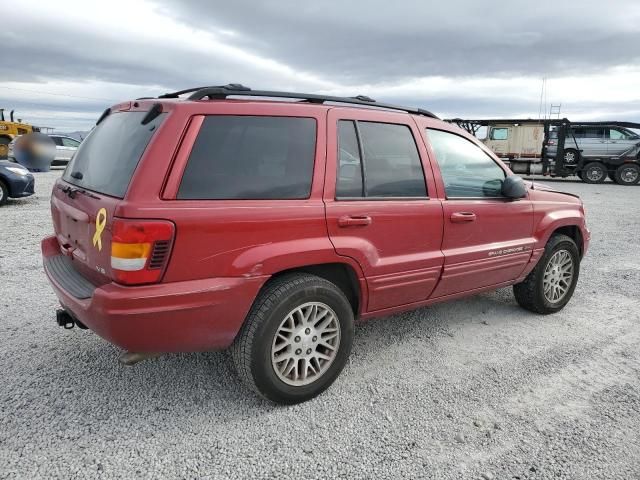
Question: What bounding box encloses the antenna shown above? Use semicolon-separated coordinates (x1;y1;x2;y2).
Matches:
538;78;546;121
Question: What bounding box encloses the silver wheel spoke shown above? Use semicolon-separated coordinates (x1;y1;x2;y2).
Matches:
542;249;575;304
271;301;341;387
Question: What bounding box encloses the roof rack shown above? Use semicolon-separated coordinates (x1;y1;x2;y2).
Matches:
446;118;640;130
157;84;439;119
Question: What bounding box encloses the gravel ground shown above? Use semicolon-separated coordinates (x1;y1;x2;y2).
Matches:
1;171;639;480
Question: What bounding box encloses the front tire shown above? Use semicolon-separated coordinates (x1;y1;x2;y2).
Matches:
613;164;640;186
0;180;8;206
232;273;354;404
513;234;580;314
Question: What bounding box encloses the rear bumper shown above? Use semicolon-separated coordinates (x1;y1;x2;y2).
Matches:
41;235;267;353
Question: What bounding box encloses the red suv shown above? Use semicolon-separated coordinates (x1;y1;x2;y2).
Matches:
42;85;590;404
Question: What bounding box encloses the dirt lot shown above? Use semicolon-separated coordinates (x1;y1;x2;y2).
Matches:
0;171;639;480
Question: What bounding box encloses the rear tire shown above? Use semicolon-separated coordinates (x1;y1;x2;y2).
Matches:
513;234;580;314
581;162;607;183
613;164;640;186
563;148;578;165
0;180;8;206
231;273;354;404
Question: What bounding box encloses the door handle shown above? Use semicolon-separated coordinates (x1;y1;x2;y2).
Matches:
338;215;372;227
450;212;476;223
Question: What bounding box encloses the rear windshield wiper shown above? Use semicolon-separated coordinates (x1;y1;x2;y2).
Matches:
58;184;100;200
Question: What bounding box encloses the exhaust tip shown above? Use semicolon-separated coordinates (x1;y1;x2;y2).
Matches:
56;309;75;329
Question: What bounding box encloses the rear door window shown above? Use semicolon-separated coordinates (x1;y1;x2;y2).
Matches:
63;111;166;198
336;120;426;198
585;128;604;139
336;121;364;197
178;116;316;200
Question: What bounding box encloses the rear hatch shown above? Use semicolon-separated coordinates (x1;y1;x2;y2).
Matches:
51;109;166;285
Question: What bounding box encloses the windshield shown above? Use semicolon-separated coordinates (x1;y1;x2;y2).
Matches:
63;111;166;198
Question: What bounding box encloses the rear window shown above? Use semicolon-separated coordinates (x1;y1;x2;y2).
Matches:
63;111;165;198
178;116;316;200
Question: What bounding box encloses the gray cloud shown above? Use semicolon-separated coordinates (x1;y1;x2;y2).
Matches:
157;0;640;81
2;0;640;130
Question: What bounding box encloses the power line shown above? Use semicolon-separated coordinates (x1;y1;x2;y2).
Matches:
0;85;114;102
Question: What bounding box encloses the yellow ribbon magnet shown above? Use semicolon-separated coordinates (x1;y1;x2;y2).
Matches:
93;208;107;251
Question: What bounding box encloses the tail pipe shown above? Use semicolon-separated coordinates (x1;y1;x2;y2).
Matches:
56;309;88;329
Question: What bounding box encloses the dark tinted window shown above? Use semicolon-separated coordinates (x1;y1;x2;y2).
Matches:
426;129;505;198
358;122;426;197
179;116;316;200
336;121;363;197
572;127;604;138
51;136;63;146
63;111;165;198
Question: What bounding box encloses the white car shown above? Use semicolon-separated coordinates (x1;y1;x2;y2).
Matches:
8;134;81;166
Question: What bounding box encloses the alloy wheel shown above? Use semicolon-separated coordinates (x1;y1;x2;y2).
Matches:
619;166;639;184
543;249;574;303
564;151;576;164
271;302;341;386
585;166;605;182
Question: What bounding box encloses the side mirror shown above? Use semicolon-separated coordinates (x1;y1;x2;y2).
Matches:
501;175;527;199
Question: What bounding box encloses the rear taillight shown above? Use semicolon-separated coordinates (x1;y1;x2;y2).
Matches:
111;219;174;285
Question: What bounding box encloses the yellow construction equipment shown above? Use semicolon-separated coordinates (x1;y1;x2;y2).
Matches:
0;109;36;158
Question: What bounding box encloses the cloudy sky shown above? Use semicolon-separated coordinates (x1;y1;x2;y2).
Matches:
2;0;640;131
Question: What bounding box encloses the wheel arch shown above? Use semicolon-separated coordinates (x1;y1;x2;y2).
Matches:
266;262;364;317
534;205;587;259
550;225;584;258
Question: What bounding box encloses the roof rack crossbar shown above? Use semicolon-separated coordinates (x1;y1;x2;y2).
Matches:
179;85;438;118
